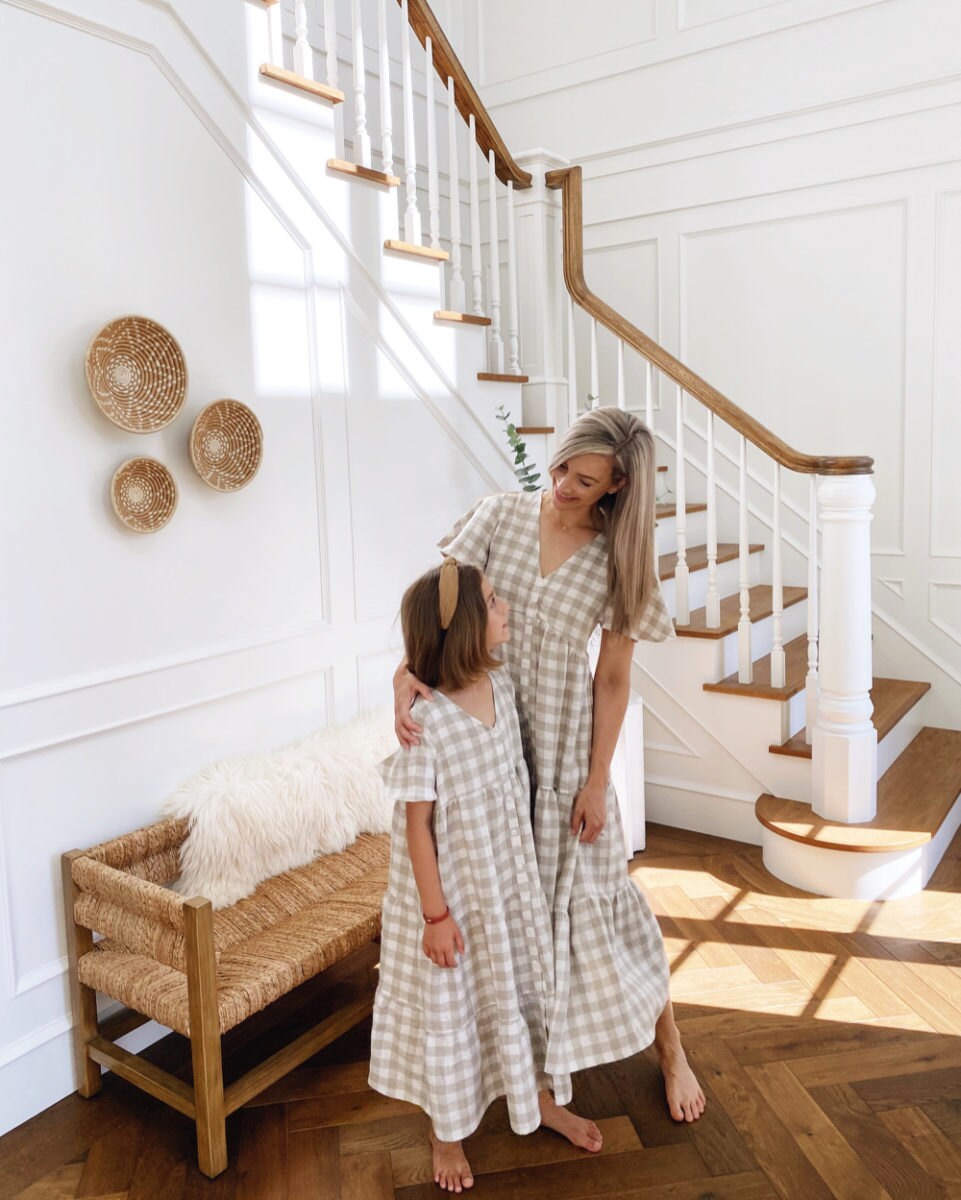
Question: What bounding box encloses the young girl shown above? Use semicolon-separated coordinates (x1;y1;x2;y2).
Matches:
369;559;592;1193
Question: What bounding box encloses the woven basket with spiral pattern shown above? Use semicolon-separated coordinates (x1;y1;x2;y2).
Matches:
190;400;263;492
111;458;178;533
85;316;187;433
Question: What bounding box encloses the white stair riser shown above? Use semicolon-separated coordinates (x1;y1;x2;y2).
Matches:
655;511;707;557
660;551;763;616
878;694;929;779
716;601;808;677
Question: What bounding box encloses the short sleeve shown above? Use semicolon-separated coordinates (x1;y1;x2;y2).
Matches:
601;578;675;643
437;494;504;570
379;733;437;806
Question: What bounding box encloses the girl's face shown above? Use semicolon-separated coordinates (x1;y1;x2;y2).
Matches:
482;576;509;648
550;452;625;514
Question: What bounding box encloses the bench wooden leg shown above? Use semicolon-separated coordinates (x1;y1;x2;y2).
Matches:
61;852;102;1098
185;897;227;1177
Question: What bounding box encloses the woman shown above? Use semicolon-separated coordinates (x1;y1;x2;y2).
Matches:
394;408;705;1142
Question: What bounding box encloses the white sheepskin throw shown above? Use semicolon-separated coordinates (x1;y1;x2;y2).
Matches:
163;708;397;908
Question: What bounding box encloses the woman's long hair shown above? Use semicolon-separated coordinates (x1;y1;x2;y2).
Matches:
549;407;658;638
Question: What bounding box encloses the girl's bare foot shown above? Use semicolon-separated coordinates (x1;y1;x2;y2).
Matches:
429;1130;474;1192
657;1037;706;1122
538;1090;603;1152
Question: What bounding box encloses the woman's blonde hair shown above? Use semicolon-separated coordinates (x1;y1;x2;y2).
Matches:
549;407;658;638
401;560;500;691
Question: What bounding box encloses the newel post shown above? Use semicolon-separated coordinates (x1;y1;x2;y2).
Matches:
811;473;877;823
510;149;569;431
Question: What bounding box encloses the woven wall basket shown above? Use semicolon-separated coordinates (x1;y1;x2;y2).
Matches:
190;399;263;492
111;457;178;533
86;316;188;432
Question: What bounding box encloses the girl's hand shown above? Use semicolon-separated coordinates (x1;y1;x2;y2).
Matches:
423;917;465;968
571;779;607;844
394;665;433;747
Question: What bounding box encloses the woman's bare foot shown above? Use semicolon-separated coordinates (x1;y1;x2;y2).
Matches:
429;1130;474;1192
538;1090;603;1152
656;1037;706;1122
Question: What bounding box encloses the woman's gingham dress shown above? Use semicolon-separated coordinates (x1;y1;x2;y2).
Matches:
369;667;570;1142
440;490;673;1076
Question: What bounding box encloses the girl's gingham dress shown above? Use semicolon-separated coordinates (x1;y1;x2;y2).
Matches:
440;490;673;1076
369;667;570;1143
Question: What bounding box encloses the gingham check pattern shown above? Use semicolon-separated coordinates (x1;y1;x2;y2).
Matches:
439;492;671;1074
369;668;571;1143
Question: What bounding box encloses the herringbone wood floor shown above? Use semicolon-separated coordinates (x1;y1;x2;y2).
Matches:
4;823;961;1200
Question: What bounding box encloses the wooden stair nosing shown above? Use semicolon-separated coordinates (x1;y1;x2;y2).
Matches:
756;726;961;853
769;678;932;759
326;158;400;188
259;64;345;105
702;633;808;701
675;584;806;639
656;502;708;520
383;239;449;262
477;372;530;383
434;310;491;326
658;541;762;583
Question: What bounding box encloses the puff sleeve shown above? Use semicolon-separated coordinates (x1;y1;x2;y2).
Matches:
437;494;504;571
601;576;675;644
379;726;438;806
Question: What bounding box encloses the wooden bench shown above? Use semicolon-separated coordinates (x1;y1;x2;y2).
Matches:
62;815;389;1177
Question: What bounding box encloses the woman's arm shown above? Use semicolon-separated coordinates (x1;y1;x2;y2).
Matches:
570;630;634;844
393;659;433;748
405;802;465;967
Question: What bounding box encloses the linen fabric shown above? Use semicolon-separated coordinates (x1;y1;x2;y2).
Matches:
439;490;671;1075
369;667;570;1142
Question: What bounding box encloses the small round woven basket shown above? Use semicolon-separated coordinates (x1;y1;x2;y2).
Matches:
85;316;187;432
190;399;263;492
111;458;178;533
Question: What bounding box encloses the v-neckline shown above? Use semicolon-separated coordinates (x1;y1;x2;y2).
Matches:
436;674;497;729
536;492;602;580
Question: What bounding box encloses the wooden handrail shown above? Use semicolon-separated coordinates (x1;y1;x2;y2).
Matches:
546;166;873;476
400;0;532;190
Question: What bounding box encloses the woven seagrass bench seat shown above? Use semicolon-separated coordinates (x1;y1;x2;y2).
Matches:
63;815;389;1178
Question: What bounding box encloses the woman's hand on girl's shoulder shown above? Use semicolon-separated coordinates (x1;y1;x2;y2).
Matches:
393;665;433;747
570;779;607;844
423;916;465;968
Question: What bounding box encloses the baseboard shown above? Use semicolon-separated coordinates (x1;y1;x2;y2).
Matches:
644;778;762;846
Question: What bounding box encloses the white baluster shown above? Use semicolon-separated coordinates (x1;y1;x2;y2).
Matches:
705;411;720;629
487;151;504;374
674;384;689;625
425;39;440;250
616;340;626;410
323;0;338;92
770;463;786;688
645;359;653;430
589;319;599;408
468;116;483;315
294;0;313;78
805;474;819;744
446;79;466;312
400;0;422;245
350;0;371;167
264;1;283;69
378;0;393;176
567;295;578;427
506;181;521;374
737;435;753;682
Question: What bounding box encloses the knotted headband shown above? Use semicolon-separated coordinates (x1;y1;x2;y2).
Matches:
438;557;460;630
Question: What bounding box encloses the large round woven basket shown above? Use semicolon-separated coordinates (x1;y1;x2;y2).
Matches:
85;316;187;432
190;399;263;492
111;458;178;533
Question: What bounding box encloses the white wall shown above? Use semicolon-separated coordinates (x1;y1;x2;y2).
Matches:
468;0;961;721
0;0;514;1134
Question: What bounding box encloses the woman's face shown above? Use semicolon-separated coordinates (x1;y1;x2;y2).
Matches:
550;452;624;514
481;576;510;648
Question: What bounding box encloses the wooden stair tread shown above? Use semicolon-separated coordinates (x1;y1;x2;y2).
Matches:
516;426;553;434
703;634;808;700
656;502;708;520
676;584;806;639
383;239;449;262
327;158;400;187
658;541;762;582
259;64;345;104
434;310;491;326
657;464;667;472
770;678;931;759
756;727;961;852
477;372;530;383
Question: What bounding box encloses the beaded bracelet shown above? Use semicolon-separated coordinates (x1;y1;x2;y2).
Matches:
423;905;451;925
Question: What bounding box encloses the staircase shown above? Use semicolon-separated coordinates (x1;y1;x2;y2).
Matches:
246;0;961;901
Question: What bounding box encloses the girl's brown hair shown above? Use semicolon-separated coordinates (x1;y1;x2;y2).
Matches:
401;560;500;691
